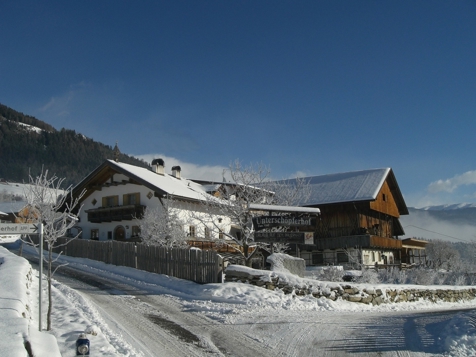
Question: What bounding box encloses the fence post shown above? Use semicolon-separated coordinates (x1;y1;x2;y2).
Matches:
134;244;138;269
108;242;113;265
217;254;223;283
134;243;139;269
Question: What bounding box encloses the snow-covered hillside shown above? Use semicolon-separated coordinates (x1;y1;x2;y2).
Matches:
16;121;44;134
0;181;29;197
420;203;476;211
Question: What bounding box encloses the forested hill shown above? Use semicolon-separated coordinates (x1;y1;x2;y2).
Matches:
0;103;149;187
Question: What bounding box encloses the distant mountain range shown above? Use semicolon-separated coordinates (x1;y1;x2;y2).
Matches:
419;203;476;211
0;103;149;187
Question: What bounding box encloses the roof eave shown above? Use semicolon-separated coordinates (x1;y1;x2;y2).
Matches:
386;168;409;216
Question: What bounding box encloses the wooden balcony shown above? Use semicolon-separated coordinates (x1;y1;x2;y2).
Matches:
86;204;146;223
314;235;402;250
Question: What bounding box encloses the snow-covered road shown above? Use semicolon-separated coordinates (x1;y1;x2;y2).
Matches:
51;263;476;356
10;243;476;357
53;266;273;356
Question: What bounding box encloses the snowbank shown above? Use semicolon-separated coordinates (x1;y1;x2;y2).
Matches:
0;246;61;357
267;252;305;277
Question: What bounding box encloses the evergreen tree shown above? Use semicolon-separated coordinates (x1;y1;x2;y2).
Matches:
0;103;150;186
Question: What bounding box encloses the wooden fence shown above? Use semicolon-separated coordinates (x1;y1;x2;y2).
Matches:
44;238;223;284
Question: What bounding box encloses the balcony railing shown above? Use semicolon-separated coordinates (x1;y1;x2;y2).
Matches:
85;204;146;223
314;235;402;250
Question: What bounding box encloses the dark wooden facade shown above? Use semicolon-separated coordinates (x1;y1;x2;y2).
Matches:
287;169;427;267
309;175;406;251
85;204;146;223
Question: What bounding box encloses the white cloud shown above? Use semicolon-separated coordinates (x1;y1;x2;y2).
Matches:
288;171;308;179
134;153;229;181
427;170;476;193
38;82;88;118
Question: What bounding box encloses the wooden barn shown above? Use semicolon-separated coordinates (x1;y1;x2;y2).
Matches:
281;168;425;268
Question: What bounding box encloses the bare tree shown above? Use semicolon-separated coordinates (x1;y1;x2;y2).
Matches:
136;195;189;248
425;239;460;271
264;176;312;207
183;161;271;266
191;160;312;266
261;177;313;253
22;169;84;331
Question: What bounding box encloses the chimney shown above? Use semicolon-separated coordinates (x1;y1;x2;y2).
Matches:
171;166;181;179
151;158;165;175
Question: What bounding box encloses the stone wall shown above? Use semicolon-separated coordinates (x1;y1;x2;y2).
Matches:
224;266;476;305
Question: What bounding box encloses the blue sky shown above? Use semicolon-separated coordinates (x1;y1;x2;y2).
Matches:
1;1;476;208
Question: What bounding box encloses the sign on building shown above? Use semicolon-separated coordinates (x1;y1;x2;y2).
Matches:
252;215;316;231
254;231;314;244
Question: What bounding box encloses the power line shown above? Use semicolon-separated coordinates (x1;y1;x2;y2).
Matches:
404;225;473;243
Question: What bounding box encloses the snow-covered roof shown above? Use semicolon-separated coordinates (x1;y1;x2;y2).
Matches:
248;203;320;214
74;160;211;202
305;168;390;204
0;201;26;215
112;160;208;200
279;168;408;214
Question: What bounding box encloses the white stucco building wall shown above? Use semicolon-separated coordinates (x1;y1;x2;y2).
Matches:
75;168;231;242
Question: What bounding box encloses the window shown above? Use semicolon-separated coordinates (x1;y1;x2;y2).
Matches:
204;227;210;239
382;193;387;202
131;226;140;237
107;231;113;240
123;193;140;205
102;195;118;207
189;225;196;237
219;230;224;239
91;229;99;240
337;252;348;263
312;253;324;265
363;254;370;265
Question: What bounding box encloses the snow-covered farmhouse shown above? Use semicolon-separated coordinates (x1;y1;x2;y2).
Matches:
69;158;229;242
281;168;426;268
